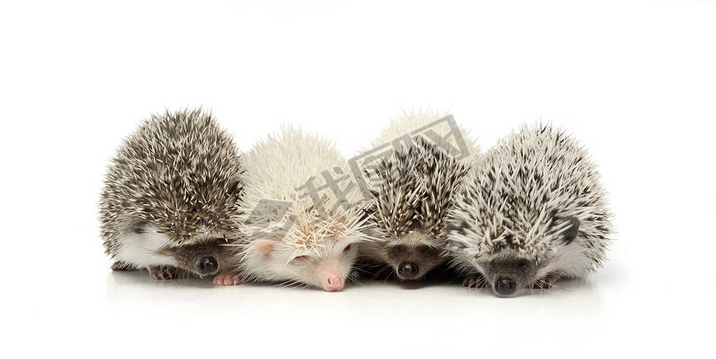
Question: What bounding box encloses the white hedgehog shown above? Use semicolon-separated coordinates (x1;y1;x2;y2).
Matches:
359;109;480;280
99;109;244;280
214;127;367;291
447;123;613;297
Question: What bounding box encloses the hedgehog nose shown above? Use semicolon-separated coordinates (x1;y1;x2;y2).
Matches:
495;277;517;296
196;256;218;274
324;274;344;292
398;262;420;279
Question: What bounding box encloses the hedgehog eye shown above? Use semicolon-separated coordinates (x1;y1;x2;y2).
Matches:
517;260;529;272
562;217;581;245
291;255;309;264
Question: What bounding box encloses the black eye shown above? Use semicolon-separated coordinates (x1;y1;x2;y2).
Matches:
419;246;437;256
517;260;529;272
389;245;403;257
343;244;352;253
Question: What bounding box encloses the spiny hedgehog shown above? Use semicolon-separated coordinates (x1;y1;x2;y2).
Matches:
359;110;479;280
213;127;367;291
447;123;613;297
99;108;243;280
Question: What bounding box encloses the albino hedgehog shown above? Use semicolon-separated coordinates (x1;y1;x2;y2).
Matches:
447;123;613;297
359;109;479;280
214;127;367;291
99;109;244;280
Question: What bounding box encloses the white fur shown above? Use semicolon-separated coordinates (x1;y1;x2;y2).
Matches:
536;241;592;279
114;225;177;268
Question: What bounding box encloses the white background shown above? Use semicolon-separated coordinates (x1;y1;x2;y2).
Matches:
1;1;715;358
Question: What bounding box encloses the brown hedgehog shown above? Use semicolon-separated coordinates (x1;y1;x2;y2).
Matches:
99;108;243;280
359;110;478;280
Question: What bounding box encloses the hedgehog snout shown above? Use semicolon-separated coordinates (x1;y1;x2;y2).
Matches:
487;258;535;297
194;256;218;275
397;262;420;279
317;260;346;292
494;276;518;296
323;274;344;292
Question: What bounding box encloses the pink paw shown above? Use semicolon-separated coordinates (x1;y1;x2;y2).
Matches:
213;272;243;286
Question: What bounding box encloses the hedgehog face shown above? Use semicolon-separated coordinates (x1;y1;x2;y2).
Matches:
471;253;539;297
250;237;360;292
157;237;230;277
361;232;446;280
454;216;582;297
113;222;233;278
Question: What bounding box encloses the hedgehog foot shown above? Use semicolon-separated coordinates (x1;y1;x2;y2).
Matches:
213;270;243;286
462;274;487;289
111;261;138;271
530;274;560;290
149;266;183;280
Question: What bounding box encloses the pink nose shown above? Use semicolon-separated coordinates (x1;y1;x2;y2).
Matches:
323;274;344;291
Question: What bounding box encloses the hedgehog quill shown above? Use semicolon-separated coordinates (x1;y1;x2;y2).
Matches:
447;123;613;297
99;109;244;280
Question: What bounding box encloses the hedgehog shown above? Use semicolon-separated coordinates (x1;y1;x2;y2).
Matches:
213;127;367;291
446;123;613;297
99;108;244;280
358;109;479;281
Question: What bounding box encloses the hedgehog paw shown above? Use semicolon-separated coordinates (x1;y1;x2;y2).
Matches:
530;274;559;290
149;266;181;280
462;274;486;289
213;271;243;286
111;261;138;271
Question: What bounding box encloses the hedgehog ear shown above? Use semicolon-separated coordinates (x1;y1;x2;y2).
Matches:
127;219;148;234
562;217;580;245
254;239;277;258
227;177;243;197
